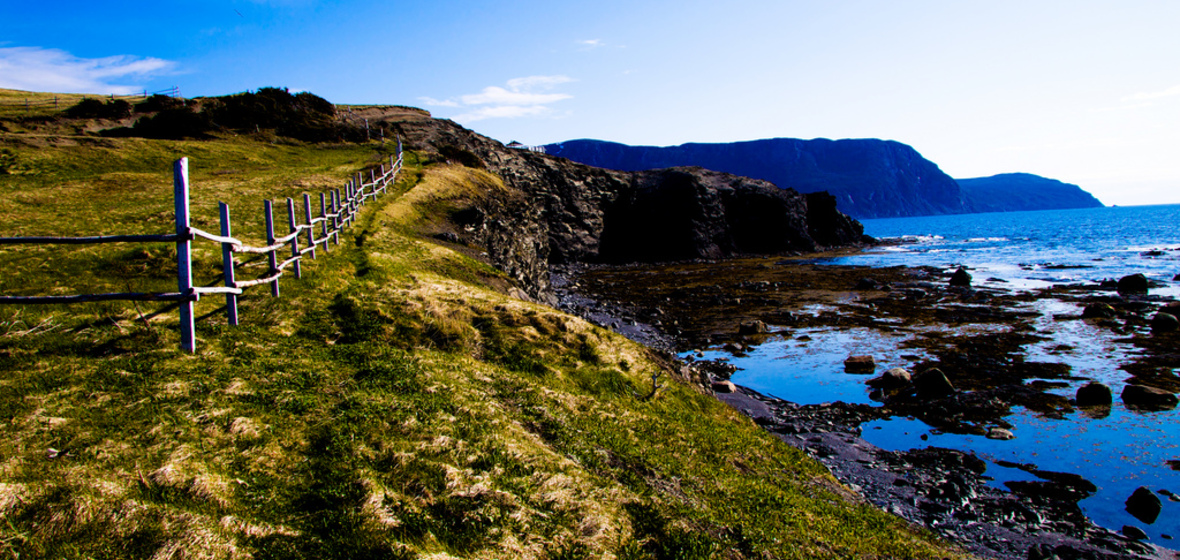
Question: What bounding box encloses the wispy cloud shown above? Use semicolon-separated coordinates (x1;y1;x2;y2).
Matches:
0;46;175;94
579;39;604;50
1121;84;1180;103
420;75;575;122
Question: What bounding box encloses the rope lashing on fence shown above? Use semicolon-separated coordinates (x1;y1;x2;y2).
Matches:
0;149;404;353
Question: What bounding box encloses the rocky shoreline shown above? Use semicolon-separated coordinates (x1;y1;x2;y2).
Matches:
551;257;1180;560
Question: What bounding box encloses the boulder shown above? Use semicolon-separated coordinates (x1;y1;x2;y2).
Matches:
711;380;737;394
722;342;745;354
986;427;1015;440
1081;302;1117;319
871;367;912;389
1117;273;1149;296
843;355;876;374
913;368;955;399
1075;382;1113;406
738;319;769;335
1121;384;1179;410
854;277;880;291
1151;312;1179;334
1125;486;1162;524
1123;525;1149;540
949;267;972;288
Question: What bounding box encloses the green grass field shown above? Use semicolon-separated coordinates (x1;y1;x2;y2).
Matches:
0;104;968;559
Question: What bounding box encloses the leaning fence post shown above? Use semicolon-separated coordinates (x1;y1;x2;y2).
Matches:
286;198;302;280
303;193;316;260
333;189;342;243
265;200;280;297
174;158;196;353
219;202;239;326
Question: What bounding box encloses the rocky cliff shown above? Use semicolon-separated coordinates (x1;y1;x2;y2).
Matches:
543;138;968;219
958;173;1103;213
378;114;867;301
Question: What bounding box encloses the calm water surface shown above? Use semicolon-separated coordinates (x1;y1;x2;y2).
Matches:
702;204;1180;543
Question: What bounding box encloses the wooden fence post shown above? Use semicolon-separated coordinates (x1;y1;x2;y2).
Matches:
331;190;341;245
265;200;280;297
219;202;239;326
174;158;196;353
303;193;316;260
319;192;329;252
286;198;302;280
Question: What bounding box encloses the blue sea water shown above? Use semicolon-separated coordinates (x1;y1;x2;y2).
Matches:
699;204;1180;544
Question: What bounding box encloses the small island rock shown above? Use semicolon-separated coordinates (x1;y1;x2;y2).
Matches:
1125;486;1162;524
1076;382;1113;406
949;267;972;287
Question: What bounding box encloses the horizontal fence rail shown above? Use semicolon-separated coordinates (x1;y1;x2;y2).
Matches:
0;145;404;352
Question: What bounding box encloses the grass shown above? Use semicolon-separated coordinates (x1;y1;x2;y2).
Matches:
0;111;968;558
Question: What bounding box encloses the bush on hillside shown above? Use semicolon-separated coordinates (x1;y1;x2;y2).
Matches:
203;87;341;142
65;98;133;120
129;106;214;139
134;94;188;114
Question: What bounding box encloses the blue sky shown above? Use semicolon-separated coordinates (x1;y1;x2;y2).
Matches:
2;0;1179;206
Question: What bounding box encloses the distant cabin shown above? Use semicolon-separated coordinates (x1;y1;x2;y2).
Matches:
506;141;546;153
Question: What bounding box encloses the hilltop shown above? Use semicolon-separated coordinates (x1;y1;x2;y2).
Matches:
0;90;959;559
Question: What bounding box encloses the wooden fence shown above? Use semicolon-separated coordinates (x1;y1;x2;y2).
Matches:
0;146;404;352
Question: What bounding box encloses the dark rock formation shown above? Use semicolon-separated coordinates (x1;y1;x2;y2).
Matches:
543;138;967;219
383;118;867;301
914;368;956;399
1118;274;1150;296
1076;382;1113;407
1125;486;1162;524
957;173;1103;213
1082;303;1117;319
949;267;972;287
1121;384;1179;410
1151;312;1178;333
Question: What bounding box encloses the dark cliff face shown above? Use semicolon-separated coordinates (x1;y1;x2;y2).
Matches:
958;173;1103;213
388;117;865;300
543;138;969;219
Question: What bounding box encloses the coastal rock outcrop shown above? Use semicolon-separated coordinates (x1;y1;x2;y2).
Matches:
384;116;867;300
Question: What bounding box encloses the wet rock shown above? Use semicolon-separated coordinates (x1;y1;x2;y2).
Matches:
722;342;745;354
1117;273;1149;296
1125;486;1162;524
843;355;876;374
914;368;955;399
870;367;912;390
854;277;881;290
738;319;769;335
1122;525;1149;540
986;427;1015;440
1151;312;1179;333
1081;302;1117;319
1121;384;1179;410
711;380;737;394
1075;382;1113;407
949;267;972;288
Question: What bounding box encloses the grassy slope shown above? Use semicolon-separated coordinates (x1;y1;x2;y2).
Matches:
0;125;965;558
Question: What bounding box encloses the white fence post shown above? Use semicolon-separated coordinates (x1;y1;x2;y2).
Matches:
174;158;196;353
303;193;316;260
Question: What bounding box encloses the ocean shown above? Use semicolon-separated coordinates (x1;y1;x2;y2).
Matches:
698;204;1180;544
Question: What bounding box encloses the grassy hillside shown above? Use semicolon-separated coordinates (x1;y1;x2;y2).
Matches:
0;103;965;558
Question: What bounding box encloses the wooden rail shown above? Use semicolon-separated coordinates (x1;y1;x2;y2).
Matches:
0;146;404;352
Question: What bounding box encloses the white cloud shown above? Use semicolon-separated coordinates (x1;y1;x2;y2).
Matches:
1121;84;1180;102
427;75;575;122
418;96;460;108
579;39;604;49
0;46;175;95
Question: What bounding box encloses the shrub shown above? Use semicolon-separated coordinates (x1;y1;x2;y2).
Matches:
65;98;133;120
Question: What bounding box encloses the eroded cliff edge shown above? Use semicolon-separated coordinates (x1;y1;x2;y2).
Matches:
386;114;868;302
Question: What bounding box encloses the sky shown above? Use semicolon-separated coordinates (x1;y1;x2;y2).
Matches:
2;0;1179;206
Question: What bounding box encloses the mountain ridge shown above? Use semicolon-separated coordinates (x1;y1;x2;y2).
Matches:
543;138;1103;219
